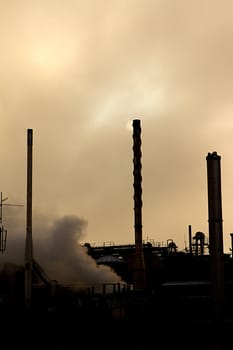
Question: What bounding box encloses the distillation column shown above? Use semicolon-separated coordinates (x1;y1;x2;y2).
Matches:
132;119;146;291
25;128;33;307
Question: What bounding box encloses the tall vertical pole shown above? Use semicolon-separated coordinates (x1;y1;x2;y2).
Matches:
132;119;145;291
206;151;224;326
230;233;233;258
25;128;33;307
188;224;193;255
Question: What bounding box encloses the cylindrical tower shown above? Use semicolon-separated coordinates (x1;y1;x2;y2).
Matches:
206;151;224;323
25;128;33;307
132;119;145;290
188;224;193;255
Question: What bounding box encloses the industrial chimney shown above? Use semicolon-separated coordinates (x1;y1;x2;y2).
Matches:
25;128;33;307
206;151;224;324
132;119;146;291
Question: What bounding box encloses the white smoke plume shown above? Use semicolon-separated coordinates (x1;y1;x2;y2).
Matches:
0;208;122;289
36;214;122;287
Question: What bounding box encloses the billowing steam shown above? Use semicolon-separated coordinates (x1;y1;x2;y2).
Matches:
0;209;122;289
36;215;122;286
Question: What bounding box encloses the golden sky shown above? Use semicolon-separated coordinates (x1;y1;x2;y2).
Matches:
1;0;233;260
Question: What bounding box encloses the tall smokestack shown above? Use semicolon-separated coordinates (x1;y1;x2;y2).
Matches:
132;119;146;290
25;128;33;307
206;151;224;324
188;224;193;255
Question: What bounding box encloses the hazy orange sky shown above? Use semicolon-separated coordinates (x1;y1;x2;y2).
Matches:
1;0;233;261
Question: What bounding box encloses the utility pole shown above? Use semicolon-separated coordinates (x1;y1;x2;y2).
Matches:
25;128;33;307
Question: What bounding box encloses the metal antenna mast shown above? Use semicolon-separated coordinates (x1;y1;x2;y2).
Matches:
0;192;24;253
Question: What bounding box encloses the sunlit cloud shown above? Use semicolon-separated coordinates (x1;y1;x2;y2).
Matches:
1;0;233;254
29;42;76;76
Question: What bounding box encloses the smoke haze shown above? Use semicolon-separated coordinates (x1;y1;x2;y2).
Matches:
1;1;233;253
1;211;122;286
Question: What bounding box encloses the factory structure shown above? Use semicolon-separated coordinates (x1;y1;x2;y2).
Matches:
0;121;233;348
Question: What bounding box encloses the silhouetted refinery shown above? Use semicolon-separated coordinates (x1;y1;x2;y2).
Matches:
0;124;233;349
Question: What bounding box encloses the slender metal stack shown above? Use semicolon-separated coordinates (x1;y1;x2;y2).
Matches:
25;128;33;307
206;151;224;324
132;119;146;290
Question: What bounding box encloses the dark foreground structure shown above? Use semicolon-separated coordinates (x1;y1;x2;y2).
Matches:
0;126;232;349
0;246;233;350
0;287;232;350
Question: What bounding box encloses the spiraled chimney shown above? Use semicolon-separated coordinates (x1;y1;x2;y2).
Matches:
132;119;146;290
